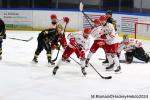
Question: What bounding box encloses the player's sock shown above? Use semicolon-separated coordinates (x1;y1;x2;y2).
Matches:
80;60;87;75
86;51;93;67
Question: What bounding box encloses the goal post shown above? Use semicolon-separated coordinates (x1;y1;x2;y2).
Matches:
135;22;150;40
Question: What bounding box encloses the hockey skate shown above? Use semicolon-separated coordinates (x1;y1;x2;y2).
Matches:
53;66;59;75
85;58;89;67
48;61;55;67
65;59;71;63
32;57;38;63
114;66;121;73
102;59;108;64
81;67;87;76
0;55;2;61
105;63;114;71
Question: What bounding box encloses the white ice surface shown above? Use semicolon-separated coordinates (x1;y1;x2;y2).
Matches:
0;30;150;100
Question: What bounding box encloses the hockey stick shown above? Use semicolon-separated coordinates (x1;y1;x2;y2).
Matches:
79;2;94;28
79;2;94;23
52;22;68;62
89;63;112;79
69;56;112;79
8;36;33;42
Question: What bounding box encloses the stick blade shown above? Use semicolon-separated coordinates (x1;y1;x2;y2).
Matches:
26;37;33;42
102;76;112;79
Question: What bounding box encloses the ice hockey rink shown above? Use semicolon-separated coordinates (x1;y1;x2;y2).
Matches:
0;30;150;100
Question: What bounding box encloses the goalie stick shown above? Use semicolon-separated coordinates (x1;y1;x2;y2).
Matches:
8;36;33;42
69;56;112;79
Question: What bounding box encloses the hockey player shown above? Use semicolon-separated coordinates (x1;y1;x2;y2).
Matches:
85;18;106;67
32;24;67;66
49;15;71;63
103;10;117;64
52;27;92;76
105;10;117;31
0;18;6;60
98;15;121;72
50;16;69;51
118;35;150;63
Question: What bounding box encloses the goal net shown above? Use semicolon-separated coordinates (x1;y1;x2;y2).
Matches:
135;22;150;39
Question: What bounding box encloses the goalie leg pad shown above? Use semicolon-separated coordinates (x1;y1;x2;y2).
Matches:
134;47;150;62
125;52;134;64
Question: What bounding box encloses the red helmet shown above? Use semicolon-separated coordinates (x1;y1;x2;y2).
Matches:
51;14;57;19
84;27;92;34
99;15;108;21
94;19;101;25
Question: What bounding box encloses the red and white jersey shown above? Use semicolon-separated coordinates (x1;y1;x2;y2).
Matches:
67;32;90;51
100;23;119;44
118;38;142;52
91;26;103;40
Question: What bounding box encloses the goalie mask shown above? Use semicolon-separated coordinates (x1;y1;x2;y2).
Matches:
123;34;129;44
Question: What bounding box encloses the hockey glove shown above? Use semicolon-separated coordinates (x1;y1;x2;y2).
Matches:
79;50;85;60
70;38;76;46
63;17;69;23
76;44;83;51
100;34;107;39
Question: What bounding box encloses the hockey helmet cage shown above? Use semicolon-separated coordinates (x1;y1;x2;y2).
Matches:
123;34;129;41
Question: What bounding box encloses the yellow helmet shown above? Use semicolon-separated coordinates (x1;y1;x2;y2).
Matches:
56;24;63;30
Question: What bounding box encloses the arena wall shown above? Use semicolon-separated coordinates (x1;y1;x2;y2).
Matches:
0;9;150;39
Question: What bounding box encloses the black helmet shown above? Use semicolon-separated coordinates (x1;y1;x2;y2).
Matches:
106;10;112;15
